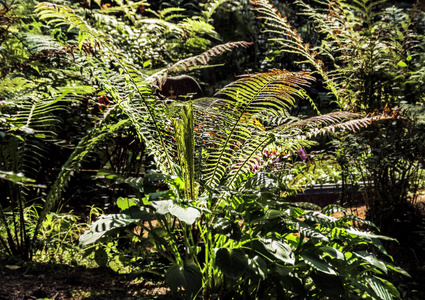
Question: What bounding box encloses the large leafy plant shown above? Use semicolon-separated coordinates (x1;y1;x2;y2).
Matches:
29;1;405;298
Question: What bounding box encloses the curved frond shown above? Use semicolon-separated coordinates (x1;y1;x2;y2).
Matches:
148;41;253;89
195;70;313;188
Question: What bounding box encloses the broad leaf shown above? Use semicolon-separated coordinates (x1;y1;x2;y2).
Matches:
168;204;201;225
94;247;108;267
152;200;201;225
79;206;151;245
166;261;202;299
354;251;388;274
300;252;336;275
259;237;295;265
320;246;345;260
346;228;395;241
247;256;267;280
212;218;242;241
365;275;393;300
215;248;248;279
116;197;138;210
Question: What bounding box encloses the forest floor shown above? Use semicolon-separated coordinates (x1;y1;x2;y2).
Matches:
1;191;424;300
0;260;169;300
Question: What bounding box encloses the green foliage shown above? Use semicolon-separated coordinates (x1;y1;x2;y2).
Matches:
331;115;424;232
80;171;405;299
0;1;412;299
252;0;425;111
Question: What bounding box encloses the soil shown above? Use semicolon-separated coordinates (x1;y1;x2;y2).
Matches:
0;260;170;300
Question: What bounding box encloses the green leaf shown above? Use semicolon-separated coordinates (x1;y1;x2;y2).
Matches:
247;256;267;280
346;228;395;241
259;237;295;265
152;200;201;225
322;204;348;215
406;55;412;61
338;215;378;229
94;248;108;267
365;275;393;300
166;261;202;299
397;61;407;67
215;248;248;279
377;277;400;298
300;252;336;275
79;206;151;245
116;197;138;210
168;203;201;225
354;251;387;274
212;218;242;241
385;263;410;277
320;246;345;260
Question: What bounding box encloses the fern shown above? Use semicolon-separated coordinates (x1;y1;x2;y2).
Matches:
149;41;252;89
201;0;232;22
251;0;340;103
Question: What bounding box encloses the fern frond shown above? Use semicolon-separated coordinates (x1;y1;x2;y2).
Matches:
305;113;395;138
251;0;340;103
201;0;232;22
0;77;35;95
148;41;252;89
32;119;131;246
35;3;176;174
196;69;313;188
168;40;252;73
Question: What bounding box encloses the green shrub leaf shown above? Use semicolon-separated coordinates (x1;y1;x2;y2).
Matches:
365;275;393;300
165;261;202;299
215;248;248;279
300;252;336;275
79;206;151;245
259;237;295;265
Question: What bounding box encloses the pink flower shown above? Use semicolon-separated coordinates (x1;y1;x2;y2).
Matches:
297;148;308;160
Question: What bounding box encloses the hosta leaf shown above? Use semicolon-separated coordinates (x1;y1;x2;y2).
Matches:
79;206;151;245
377;277;400;298
385;263;410;277
320;246;345;260
321;204;348;215
346;228;395;241
302;211;337;227
365;275;393;300
311;272;345;298
212;218;242;241
247;256;267;280
370;238;391;258
152;200;173;214
354;251;387;274
338;215;378;229
166;261;202;299
215;248;248;279
94;247;108;267
116;197;138;210
152;200;201;225
300;252;336;275
297;222;329;241
259;237;295;265
263;209;286;220
168;204;201;225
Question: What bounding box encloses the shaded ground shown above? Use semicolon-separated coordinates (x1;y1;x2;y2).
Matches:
0;259;169;300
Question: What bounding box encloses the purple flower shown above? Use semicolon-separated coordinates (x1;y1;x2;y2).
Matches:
297;148;308;160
